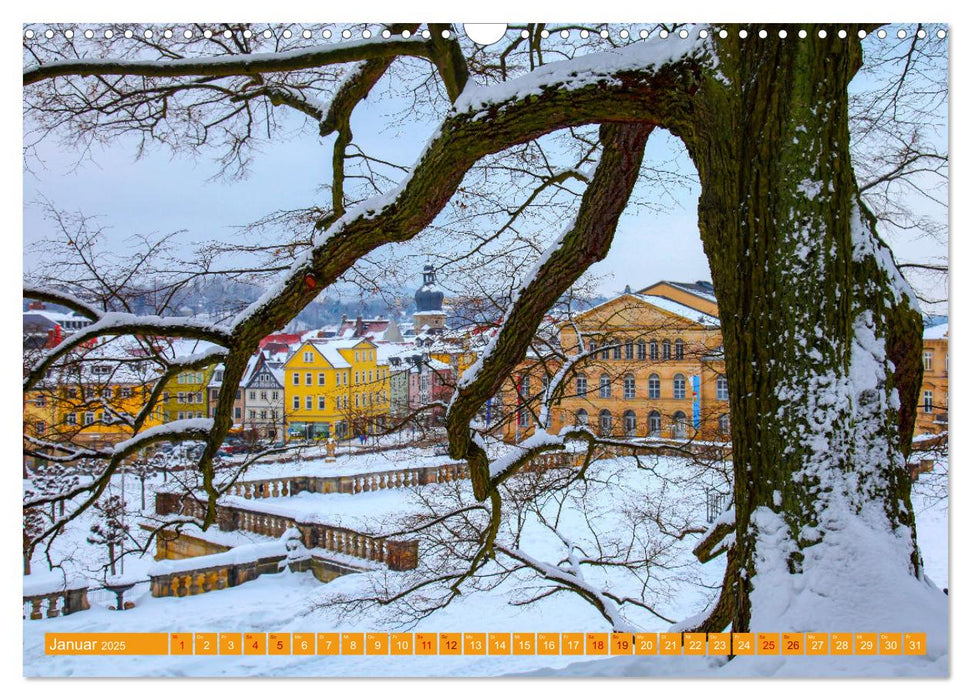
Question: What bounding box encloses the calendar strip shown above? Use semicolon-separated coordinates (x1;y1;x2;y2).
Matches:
44;632;927;656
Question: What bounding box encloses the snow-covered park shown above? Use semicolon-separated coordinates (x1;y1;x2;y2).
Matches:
22;446;949;677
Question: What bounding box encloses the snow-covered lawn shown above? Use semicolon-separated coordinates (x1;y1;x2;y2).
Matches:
23;453;948;677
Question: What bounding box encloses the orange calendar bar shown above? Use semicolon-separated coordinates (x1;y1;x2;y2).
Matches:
879;633;902;655
342;633;364;655
708;633;731;656
562;633;584;655
634;633;658;655
194;633;217;655
489;633;511;655
732;633;755;655
513;633;536;655
586;633;609;655
44;633;169;655
219;633;242;655
831;633;853;655
855;633;878;655
316;633;339;655
537;633;560;655
292;633;315;655
904;633;927;655
464;633;486;655
659;632;682;655
782;633;804;655
610;633;634;655
170;633;192;655
366;633;389;655
439;633;462;655
244;633;266;655
415;633;437;655
683;633;706;656
757;633;780;655
391;633;414;655
268;633;290;655
806;633;828;655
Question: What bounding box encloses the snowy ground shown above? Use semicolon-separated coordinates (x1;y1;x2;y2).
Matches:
23;452;949;678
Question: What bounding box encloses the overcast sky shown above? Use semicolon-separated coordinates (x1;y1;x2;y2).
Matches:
21;26;948;313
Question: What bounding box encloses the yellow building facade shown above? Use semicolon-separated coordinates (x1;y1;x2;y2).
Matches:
916;323;948;436
283;338;391;441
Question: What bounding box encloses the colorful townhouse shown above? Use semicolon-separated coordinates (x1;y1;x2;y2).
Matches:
240;351;286;441
283;338;391;441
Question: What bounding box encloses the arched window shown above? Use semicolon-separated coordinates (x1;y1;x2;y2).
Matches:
673;411;688;438
662;339;672;360
588;340;597;354
718;413;731;435
575;408;589;426
649;340;659;360
623;410;637;436
612;344;622;360
599;409;613;436
648;410;662;437
520;375;530;398
637;340;646;360
673;374;686;399
601;343;611;361
624;340;634;360
623;374;636;399
576;374;588;398
648;373;661;399
717;375;729;401
599;374;611;398
675;338;685;360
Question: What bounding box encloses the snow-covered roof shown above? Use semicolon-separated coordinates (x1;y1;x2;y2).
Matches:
924;323;948;340
630;293;720;326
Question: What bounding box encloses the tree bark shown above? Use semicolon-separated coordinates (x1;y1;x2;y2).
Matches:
677;26;926;633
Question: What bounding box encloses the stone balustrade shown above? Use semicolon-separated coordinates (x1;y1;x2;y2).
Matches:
156;492;418;571
23;586;89;620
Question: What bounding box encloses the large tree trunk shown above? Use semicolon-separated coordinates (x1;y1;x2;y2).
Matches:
677;27;942;638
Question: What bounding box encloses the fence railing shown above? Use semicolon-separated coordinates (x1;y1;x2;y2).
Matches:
23;586;89;620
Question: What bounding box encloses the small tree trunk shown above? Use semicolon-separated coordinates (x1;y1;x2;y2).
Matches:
108;542;116;576
680;27;932;633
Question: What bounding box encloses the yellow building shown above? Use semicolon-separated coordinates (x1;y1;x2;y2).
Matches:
916;322;948;436
502;282;730;442
283;338;391;441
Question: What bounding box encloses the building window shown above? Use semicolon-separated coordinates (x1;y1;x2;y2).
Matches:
674;374;686;400
588;340;597;355
648;374;661;399
260;410;267;420
675;339;685;360
673;411;688;438
637;340;646;360
34;395;46;407
103;387;113;399
662;340;672;360
260;391;267;400
121;387;132;398
249;410;256;420
649;341;659;361
234;407;242;420
599;409;613;436
623;410;637;437
272;391;279;400
520;375;530;399
306;396;313;410
318;372;326;385
575;408;588;426
601;344;610;361
649;410;662;437
293;396;300;410
293;373;300;385
717;375;729;401
66;413;77;426
625;340;634;360
718;413;731;435
923;351;933;371
305;372;312;385
923;390;933;413
599;374;611;399
249;391;256;400
623;374;636;399
177;392;186;403
303;351;313;363
612;345;622;360
84;412;94;425
576;374;588;398
35;421;46;435
518;405;530;427
318;396;326;410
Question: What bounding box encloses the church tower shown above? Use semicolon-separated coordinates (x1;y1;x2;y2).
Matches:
413;264;446;334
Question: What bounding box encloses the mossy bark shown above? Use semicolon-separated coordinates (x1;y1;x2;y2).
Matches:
676;26;924;632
